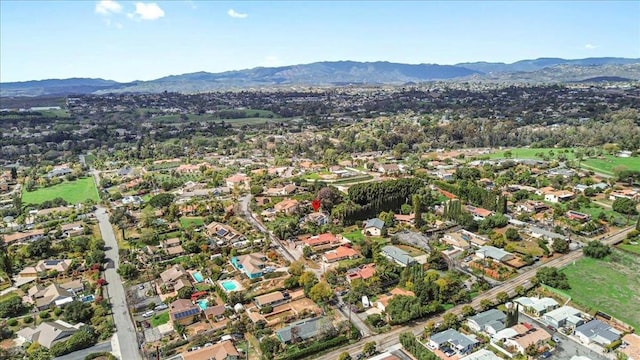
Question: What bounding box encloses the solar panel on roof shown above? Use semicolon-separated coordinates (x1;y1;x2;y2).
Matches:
44;260;61;266
217;228;229;237
175;308;200;319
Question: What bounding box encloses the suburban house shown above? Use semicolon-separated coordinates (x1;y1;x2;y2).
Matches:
460;349;502;360
465;205;495;220
443;229;488;249
516;201;549;214
180;340;241;360
394;213;415;226
176;163;211;174
475;246;514;264
528;227;566;241
265;184;297;196
254;291;289;308
609;189;639;202
206;221;243;243
302;233;339;248
18;259;74;278
304;212;329;226
231;253;267;279
491;323;533;343
381;245;416;266
60;279;84;294
322;246;360;263
514;297;559;317
276;317;333;344
159;264;191;291
620;333;640;360
541;306;584;329
566;210;591;222
362;218;385;236
203;305;227;323
17;320;82;349
428;328;479;354
3;228;45;246
46;167;72;179
377;163;400;174
169;299;201;326
574;320;622;347
504;327;552;354
375;288;415;312
346;263;376;283
274;199;300;215
542;189;575;203
466;309;507;335
225;174;250;189
27;283;75;310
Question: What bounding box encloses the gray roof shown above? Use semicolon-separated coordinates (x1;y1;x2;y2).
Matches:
468;309;506;327
476;246;513;261
431;329;478;349
381;245;415;265
575;320;621;344
364;218;385;230
276;317;332;343
18;321;79;349
529;226;566;240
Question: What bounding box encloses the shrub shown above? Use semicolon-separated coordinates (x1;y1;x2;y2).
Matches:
278;336;348;360
53;307;63;316
39;311;50;319
23;316;33;323
7;318;18;326
85;352;117;360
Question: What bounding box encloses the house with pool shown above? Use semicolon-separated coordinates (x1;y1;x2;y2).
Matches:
231;252;267;279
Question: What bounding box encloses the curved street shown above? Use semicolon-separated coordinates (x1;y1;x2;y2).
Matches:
96;207;142;360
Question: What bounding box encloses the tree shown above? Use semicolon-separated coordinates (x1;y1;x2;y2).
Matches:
442;312;459;329
260;336;281;360
148;193;175;208
363;342;377;356
551;238;569;254
583;241;611;259
515;285;526;296
496;291;509;304
10;168;17;180
288;260;305;276
535;267;570;289
299;271;318;291
27;238;52;258
309;281;333;304
182;241;200;254
303;245;313;258
612;197;638;215
338;353;352;360
413;194;424;227
525;343;539;357
63;301;93;323
0;296;27;318
461;305;476;317
505;228;520;241
177;287;194;299
479;299;493;311
117;263;139;280
317;186;342;212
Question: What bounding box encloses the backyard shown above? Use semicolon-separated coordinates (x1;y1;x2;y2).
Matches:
22;177;100;205
150;312;169;327
560;249;640;331
180;217;205;228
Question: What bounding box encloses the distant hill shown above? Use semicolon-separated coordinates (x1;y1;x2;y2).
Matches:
456;57;640;73
1;57;639;96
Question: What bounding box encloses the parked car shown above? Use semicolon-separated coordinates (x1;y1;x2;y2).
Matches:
142;310;154;318
540;351;552;359
154;304;168;311
552;336;561;343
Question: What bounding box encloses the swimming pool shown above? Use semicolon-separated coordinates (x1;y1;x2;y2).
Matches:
192;271;204;283
80;294;95;303
197;299;208;310
220;279;242;292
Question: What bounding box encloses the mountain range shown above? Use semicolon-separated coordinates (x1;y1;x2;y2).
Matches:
2;57;639;97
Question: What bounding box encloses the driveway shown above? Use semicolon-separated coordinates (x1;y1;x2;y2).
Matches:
54;340;111;360
96;207;142;360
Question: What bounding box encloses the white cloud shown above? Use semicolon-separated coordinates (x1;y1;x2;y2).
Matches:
585;43;597;50
227;9;248;19
130;2;165;20
95;0;122;15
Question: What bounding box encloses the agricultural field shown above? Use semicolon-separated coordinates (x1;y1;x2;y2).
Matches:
561;249;640;331
22;177;99;205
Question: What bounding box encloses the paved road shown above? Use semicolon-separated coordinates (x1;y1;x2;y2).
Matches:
239;194;297;262
317;226;634;360
54;340;112;360
96;207;142;360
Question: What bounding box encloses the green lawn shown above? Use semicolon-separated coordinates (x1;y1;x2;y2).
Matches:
580;155;640;175
180;217;204;228
560;249;640;331
22;177;99;205
343;229;365;243
487;148;577;160
150;312;169;327
619;243;640;255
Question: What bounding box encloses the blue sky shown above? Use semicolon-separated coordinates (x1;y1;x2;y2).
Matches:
1;0;639;82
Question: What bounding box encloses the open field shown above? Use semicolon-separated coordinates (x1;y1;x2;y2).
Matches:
560;249;640;331
619;242;640;255
581;155;640;175
22;177;99;205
